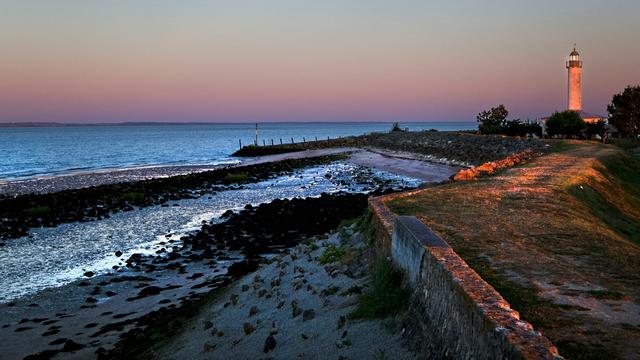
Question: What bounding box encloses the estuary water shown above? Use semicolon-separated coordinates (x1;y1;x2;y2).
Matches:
0;162;424;303
0;122;474;180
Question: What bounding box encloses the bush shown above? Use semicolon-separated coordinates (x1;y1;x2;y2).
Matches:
318;244;348;264
350;257;410;319
546;111;586;138
503;119;527;137
477;104;508;135
585;120;607;140
223;172;249;182
24;206;51;217
118;192;145;202
608;85;640;138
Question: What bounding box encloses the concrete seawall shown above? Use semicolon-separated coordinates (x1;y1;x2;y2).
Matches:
368;197;561;359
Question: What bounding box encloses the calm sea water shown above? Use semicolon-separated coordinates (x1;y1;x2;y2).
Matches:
0;122;474;180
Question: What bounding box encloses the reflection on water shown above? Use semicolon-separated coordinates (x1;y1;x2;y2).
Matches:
0;163;421;303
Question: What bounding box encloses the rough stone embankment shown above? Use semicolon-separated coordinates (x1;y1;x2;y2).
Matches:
233;131;546;166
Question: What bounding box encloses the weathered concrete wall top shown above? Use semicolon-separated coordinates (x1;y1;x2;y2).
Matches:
369;195;562;360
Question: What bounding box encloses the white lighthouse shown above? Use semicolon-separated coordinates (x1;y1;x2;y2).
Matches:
567;47;582;111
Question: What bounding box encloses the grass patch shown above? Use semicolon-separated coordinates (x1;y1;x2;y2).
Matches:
23;206;51;217
353;208;377;246
567;149;640;246
118;192;145;202
455;247;571;329
223;172;249;182
318;244;348;264
349;257;410;319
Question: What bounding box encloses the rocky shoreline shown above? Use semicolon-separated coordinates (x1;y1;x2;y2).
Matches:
233;130;546;166
0;154;347;241
1;191;384;360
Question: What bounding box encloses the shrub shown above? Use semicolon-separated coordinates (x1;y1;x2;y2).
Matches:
608;85;640;138
585;120;607;140
318;244;347;264
118;192;145;202
223;172;249;182
502;119;527;137
24;206;51;217
477;104;508;134
350;257;410;319
546;110;586;138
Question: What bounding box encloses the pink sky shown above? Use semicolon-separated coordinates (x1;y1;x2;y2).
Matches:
1;1;639;123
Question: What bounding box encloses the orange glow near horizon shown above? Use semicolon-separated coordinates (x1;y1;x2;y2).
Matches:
1;1;639;123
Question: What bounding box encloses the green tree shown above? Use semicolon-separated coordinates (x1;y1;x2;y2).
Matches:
477;104;508;135
607;85;640;138
546;111;586;138
502;119;527;137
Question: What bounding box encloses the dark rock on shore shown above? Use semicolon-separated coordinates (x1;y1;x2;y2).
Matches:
0;154;346;240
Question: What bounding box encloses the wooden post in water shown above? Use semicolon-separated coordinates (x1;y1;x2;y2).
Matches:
280;138;283;145
263;139;265;146
239;139;242;149
271;139;274;146
315;136;317;141
254;123;259;146
303;137;306;143
291;137;294;144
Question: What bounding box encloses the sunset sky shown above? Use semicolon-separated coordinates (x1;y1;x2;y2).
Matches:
1;0;639;123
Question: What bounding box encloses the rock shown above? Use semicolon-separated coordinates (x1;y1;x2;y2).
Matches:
263;334;277;353
230;294;239;305
114;250;123;257
203;320;213;330
243;322;256;335
83;271;94;278
258;289;267;298
203;342;216;352
241;284;250;292
62;339;85;352
302;309;315;321
85;297;98;303
291;301;302;318
337;315;346;329
249;306;258;317
301;333;309;340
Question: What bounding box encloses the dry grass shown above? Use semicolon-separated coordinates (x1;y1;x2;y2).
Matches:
387;141;640;359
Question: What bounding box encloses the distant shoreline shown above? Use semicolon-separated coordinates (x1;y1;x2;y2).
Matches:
0;121;474;128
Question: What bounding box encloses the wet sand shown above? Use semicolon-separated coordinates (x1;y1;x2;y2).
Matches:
155;228;418;360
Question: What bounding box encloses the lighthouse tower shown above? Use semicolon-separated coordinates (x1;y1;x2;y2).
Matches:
566;47;583;111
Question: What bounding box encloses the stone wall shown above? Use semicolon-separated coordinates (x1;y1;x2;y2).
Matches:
368;197;562;360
